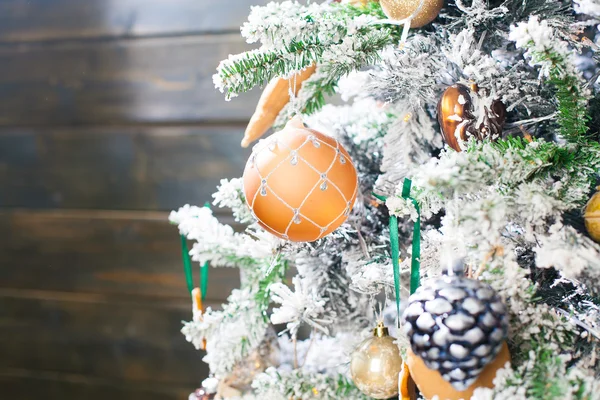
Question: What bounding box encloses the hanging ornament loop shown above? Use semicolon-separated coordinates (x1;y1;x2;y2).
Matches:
373;178;421;326
401;178;421;294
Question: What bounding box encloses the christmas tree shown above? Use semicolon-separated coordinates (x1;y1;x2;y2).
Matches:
171;1;600;399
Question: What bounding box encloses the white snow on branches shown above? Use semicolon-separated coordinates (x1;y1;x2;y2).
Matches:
509;16;576;79
182;288;268;377
574;0;600;17
212;178;254;224
170;205;279;269
270;276;331;337
535;223;600;280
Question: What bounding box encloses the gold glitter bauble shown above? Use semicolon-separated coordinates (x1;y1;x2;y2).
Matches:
585;187;600;243
350;323;403;399
379;0;444;28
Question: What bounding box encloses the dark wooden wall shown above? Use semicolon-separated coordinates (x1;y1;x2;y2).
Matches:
0;1;268;399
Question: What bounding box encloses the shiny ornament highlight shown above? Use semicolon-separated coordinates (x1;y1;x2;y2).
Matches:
350;322;403;399
379;0;444;28
243;116;358;242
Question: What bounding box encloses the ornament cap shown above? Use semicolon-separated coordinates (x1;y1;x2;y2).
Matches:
441;253;465;277
373;322;389;337
287;115;305;129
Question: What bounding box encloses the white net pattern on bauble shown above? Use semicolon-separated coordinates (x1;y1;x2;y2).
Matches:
247;132;358;241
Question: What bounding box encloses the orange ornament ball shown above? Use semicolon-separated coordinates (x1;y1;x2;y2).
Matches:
243;116;358;242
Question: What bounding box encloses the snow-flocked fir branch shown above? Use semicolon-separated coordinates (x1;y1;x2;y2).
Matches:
212;178;254;224
269;276;331;336
252;367;370;400
510;15;591;142
574;0;600;19
181;288;269;377
176;0;600;397
170;205;278;271
214;1;397;108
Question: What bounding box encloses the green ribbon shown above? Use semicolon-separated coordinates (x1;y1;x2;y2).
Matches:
180;234;195;294
373;178;421;326
180;235;210;300
179;203;211;301
401;179;421;295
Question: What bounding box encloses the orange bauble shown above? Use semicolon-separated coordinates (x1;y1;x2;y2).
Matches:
243;116;358;242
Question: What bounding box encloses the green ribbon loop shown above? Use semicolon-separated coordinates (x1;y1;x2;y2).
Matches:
180;235;210;301
372;192;401;326
401;179;421;295
389;214;402;326
372;178;422;326
200;261;208;301
179;202;211;300
180;234;194;294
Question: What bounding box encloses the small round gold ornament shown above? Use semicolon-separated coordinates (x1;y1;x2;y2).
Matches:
350;322;403;399
585;187;600;243
379;0;444;28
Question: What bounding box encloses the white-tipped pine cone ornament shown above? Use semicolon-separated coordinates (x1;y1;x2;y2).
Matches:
402;265;508;392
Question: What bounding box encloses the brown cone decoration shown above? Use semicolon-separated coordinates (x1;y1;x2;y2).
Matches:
242;65;316;148
437;84;507;152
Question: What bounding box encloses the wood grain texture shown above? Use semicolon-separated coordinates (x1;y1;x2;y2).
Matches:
0;125;251;210
0;289;212;385
0;209;241;298
0;369;191;400
0;35;259;126
0;0;271;43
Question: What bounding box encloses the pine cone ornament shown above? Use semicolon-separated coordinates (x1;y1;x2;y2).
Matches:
402;270;508;391
437;83;507;152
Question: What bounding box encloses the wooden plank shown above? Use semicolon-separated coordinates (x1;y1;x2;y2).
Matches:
0;35;260;126
0;125;251;210
0;0;271;43
0;370;191;400
0;290;210;386
0;209;242;298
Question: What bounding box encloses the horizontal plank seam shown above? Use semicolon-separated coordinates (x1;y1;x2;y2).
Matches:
0;287;226;307
0;119;250;131
0;208;236;220
0;367;193;392
0;29;245;48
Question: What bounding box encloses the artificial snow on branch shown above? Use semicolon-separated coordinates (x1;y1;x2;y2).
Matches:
182;288;269;377
270;276;332;337
214;1;398;117
170;205;280;270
